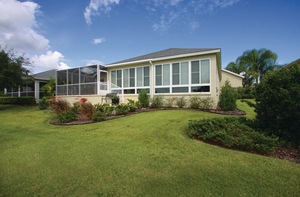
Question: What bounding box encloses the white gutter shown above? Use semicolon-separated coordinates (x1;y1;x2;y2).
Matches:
222;69;244;78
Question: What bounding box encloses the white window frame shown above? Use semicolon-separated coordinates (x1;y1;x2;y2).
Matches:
154;58;211;95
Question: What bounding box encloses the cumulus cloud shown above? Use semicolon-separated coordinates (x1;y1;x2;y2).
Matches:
84;0;120;25
31;51;70;71
0;0;49;52
93;37;106;44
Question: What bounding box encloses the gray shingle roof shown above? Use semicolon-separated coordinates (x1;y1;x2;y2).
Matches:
32;69;56;81
108;48;220;66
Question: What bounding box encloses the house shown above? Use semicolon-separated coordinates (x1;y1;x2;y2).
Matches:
4;69;56;103
221;69;244;88
56;48;243;108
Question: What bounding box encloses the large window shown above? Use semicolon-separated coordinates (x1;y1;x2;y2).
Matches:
155;59;211;94
111;66;150;94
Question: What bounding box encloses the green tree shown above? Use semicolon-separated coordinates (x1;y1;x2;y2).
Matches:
218;80;237;111
0;48;31;92
226;58;254;87
255;64;300;144
41;77;56;97
239;48;277;83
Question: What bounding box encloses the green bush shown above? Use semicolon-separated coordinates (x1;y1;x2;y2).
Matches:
235;87;255;99
94;103;114;116
189;96;200;109
114;104;129;115
138;89;149;108
53;111;77;123
255;65;300;144
175;97;187;108
150;95;164;108
199;97;214;110
92;111;106;122
188;117;278;153
218;81;237;111
164;97;176;108
127;99;139;112
39;97;49;110
0;96;36;105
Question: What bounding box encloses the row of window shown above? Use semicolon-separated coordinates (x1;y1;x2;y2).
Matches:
110;59;210;94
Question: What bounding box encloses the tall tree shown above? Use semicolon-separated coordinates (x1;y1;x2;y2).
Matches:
226;57;254;87
0;48;31;92
239;48;278;83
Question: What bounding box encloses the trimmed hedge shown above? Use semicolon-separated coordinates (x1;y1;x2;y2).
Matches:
0;96;36;105
188;117;278;153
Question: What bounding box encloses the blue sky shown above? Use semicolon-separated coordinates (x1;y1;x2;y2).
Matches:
1;0;300;73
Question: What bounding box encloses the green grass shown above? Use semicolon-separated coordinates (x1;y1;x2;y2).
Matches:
237;99;256;119
0;104;299;196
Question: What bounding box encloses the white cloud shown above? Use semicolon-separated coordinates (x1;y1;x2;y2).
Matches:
0;0;49;52
147;0;240;32
31;51;70;71
83;59;104;66
84;0;120;25
93;37;106;44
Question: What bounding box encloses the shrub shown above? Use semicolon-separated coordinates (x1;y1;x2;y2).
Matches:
94;103;114;116
199;97;214;110
150;95;164;108
92;111;106;122
255;64;300;144
164;97;176;108
78;99;95;121
235;87;255;99
114;104;129;115
39;97;49;110
218;81;237;111
53;111;77;123
188;117;278;153
138;89;149;108
0;96;36;105
48;97;71;114
175;97;187;108
127;99;139;112
189;96;200;109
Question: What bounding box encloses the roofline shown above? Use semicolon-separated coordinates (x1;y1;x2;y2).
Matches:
222;69;244;78
107;49;221;67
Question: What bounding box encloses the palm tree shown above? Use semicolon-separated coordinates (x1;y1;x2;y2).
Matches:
239;48;278;83
226;57;254;87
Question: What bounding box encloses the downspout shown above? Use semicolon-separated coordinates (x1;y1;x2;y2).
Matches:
149;60;154;98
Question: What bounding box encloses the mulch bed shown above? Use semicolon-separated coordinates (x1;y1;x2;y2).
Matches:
267;147;300;163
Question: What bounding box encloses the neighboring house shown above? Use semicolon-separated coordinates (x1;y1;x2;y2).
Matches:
4;69;56;103
221;69;244;88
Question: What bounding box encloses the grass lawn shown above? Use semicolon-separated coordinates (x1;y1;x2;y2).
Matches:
0;104;299;196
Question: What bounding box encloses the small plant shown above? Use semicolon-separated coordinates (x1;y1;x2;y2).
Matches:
39;97;49;110
175;97;187;108
94;103;114;116
199;97;214;110
127;99;139;112
92;111;106;122
189;96;200;109
112;96;119;105
48;97;71;114
78;99;95;121
150;95;164;108
53;111;77;123
218;80;237;111
164;97;176;108
138;89;149;108
114;104;129;115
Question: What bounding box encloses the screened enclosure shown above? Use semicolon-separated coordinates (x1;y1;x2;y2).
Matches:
56;65;107;96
